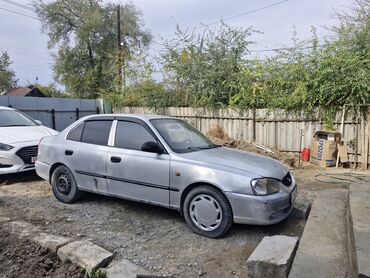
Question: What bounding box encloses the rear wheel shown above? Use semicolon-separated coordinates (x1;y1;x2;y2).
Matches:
51;165;82;203
183;185;233;238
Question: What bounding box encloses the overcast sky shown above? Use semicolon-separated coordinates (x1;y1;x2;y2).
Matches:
0;0;351;87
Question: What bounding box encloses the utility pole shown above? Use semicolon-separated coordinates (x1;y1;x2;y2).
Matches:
116;4;122;89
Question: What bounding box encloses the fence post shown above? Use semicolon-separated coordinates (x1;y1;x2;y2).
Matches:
76;108;80;120
252;109;256;142
51;109;56;130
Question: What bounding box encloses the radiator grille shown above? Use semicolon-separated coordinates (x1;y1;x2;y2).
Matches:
16;146;38;164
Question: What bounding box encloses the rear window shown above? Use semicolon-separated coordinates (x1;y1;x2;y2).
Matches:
80;120;112;146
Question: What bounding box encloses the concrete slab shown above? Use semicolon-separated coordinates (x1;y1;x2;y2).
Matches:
7;221;40;238
57;240;113;272
32;233;73;253
350;182;370;278
291;199;311;220
289;189;348;278
105;258;150;278
246;235;299;278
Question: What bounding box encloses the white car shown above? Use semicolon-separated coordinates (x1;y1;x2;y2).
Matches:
0;106;58;175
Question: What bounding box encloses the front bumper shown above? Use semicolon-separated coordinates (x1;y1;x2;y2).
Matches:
226;186;297;225
0;142;38;175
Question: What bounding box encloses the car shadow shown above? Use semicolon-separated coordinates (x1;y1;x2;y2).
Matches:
0;170;42;185
228;216;305;239
79;191;183;221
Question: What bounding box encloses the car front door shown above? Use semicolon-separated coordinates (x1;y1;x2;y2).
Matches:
64;118;113;193
107;119;170;207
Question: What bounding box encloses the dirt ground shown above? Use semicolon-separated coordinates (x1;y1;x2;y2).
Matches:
0;225;83;278
0;164;367;278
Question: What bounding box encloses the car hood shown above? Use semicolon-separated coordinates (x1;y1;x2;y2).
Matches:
181;147;289;179
0;126;58;144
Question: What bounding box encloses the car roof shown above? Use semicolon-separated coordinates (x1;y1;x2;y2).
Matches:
0;106;14;111
86;114;175;121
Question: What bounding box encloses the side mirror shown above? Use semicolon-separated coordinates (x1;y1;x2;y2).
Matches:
35;120;42;125
141;141;164;154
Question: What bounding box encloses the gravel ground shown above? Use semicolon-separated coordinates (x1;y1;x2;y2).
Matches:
0;165;356;278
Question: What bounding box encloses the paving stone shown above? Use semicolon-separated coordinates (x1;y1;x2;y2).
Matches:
57;240;113;272
350;182;370;278
291;199;311;220
32;233;73;253
105;258;150;278
247;235;299;278
7;221;40;237
289;189;348;278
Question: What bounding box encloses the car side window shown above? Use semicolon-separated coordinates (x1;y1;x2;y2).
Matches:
67;122;85;141
115;121;156;151
80;120;112;146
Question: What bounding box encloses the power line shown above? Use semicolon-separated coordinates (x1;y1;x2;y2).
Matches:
0;43;52;57
0;5;39;20
152;1;292;48
4;50;53;63
0;0;34;12
205;0;290;26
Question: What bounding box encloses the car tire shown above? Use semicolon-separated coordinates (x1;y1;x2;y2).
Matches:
51;165;82;203
183;185;233;238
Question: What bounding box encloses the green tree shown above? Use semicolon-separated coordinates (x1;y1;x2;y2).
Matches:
0;51;18;92
36;83;69;98
308;0;370;114
161;24;257;107
34;0;152;98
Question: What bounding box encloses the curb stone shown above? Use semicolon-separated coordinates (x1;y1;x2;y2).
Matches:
104;258;151;278
57;240;113;272
7;221;41;237
247;235;299;278
32;232;73;253
291;199;311;220
2;218;151;277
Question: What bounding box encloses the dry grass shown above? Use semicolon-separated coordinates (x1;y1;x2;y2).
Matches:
207;125;298;167
207;125;231;140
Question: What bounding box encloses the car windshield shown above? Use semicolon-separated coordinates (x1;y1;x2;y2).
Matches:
150;118;219;153
0;110;38;127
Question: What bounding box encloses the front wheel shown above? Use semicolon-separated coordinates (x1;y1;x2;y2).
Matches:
51;165;82;203
183;185;233;238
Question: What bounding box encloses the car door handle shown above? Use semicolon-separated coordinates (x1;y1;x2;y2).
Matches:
65;150;73;156
110;156;121;163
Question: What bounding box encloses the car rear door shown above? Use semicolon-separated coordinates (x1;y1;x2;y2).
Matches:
65;118;113;193
106;119;170;207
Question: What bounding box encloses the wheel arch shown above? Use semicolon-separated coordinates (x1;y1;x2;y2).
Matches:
49;162;68;184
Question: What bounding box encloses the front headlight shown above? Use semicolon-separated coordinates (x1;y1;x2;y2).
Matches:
251;178;280;195
0;143;13;151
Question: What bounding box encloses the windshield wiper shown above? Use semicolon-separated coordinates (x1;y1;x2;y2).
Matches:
187;144;221;151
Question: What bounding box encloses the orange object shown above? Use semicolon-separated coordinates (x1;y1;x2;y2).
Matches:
301;147;310;161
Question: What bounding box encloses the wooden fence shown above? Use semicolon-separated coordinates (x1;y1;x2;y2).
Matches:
114;106;370;168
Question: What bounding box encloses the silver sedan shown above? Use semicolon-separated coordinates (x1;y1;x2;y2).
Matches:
36;114;296;238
